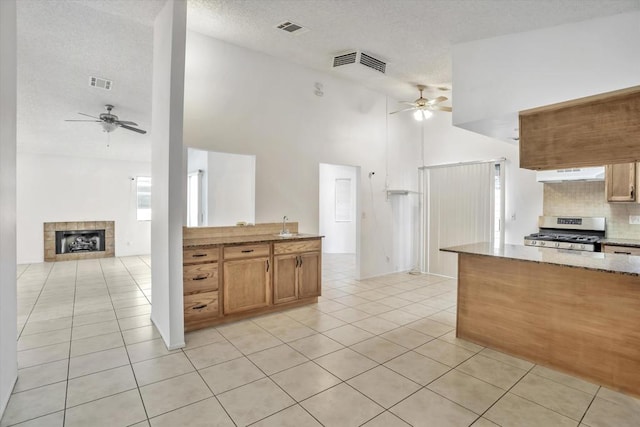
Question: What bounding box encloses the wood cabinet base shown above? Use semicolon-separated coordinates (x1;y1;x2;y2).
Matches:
184;296;317;332
457;254;640;398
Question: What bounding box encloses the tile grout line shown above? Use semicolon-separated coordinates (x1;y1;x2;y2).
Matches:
62;260;80;427
99;256;152;425
16;262;55;340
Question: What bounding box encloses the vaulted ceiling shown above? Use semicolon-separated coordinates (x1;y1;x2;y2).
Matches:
16;0;640;160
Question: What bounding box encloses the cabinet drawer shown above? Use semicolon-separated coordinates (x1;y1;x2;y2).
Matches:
184;291;219;324
603;245;640;256
183;247;219;264
184;263;218;293
224;244;270;260
274;239;321;255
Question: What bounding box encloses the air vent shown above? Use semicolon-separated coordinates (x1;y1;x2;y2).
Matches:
331;51;386;75
359;53;386;74
275;21;308;35
333;52;357;67
89;76;112;90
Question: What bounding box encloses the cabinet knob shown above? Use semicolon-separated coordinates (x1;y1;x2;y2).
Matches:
241;249;254;253
192;304;207;310
192;253;207;258
192;275;208;281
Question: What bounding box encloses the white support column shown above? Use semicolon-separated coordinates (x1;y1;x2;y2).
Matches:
151;0;187;349
0;0;18;417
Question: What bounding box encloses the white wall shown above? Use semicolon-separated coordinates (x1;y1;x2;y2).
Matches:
151;0;187;350
319;163;357;253
183;30;543;277
184;31;422;278
207;151;255;226
16;153;151;264
0;0;18;417
452;11;640;140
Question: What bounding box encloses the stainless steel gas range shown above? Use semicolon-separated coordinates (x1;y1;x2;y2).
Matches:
524;216;606;252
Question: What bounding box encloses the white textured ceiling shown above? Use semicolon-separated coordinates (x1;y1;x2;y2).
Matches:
17;0;640;160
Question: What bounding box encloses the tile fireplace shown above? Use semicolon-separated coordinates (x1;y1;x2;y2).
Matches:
44;221;114;261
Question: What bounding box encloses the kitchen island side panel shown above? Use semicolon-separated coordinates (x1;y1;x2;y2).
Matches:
457;253;640;397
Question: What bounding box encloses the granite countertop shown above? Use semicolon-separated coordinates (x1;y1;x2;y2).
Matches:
600;238;640;248
441;242;640;276
183;233;323;248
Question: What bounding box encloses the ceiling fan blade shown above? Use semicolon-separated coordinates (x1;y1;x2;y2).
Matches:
116;120;138;126
389;107;418;115
432;105;452;112
399;101;419;107
78;112;100;119
427;96;449;105
119;123;147;134
65;119;101;122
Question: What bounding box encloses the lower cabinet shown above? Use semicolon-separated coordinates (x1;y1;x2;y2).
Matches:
274;254;298;304
223;256;271;314
184;238;322;331
298;252;321;298
274;248;321;304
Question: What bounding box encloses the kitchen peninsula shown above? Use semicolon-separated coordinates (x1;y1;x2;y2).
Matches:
183;223;322;331
442;243;640;397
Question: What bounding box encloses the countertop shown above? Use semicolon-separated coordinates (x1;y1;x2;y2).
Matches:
441;242;640;276
183;233;323;248
600;238;640;248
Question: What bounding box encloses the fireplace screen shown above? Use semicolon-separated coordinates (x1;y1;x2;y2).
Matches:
55;229;106;254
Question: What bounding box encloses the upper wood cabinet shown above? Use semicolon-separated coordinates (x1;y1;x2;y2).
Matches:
519;86;640;171
606;163;636;202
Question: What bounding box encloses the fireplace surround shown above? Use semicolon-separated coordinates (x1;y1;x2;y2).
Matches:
44;221;114;261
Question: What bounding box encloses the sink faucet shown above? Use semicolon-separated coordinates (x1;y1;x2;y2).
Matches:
282;216;289;235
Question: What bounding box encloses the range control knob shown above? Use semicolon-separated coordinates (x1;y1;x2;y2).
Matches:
531;240;537;245
554;242;560;248
569;244;575;249
539;241;546;246
580;244;586;250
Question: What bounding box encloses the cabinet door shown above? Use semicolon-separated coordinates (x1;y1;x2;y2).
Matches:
274;254;298;304
223;257;271;314
606;163;636;202
298;252;321;299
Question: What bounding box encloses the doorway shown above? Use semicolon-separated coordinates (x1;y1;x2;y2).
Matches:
319;163;360;280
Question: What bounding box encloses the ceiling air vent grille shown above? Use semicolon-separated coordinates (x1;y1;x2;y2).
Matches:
359;53;386;74
275;21;308;34
89;76;112;90
333;52;357;67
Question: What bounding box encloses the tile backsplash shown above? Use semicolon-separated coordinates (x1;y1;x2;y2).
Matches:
543;181;640;239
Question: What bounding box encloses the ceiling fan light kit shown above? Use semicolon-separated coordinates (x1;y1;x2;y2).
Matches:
390;84;452;121
65;104;147;134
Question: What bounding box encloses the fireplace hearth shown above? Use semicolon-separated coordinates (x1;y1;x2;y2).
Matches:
44;221;114;261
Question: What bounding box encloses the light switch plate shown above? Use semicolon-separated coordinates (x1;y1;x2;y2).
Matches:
629;215;640;225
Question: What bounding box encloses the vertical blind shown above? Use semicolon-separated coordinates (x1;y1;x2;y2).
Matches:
422;160;498;277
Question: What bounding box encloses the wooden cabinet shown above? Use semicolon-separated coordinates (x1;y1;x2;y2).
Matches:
183;234;322;331
273;254;298;304
606;163;637;202
519;86;640;170
603;245;640;256
273;240;321;304
183;246;220;331
223;244;271;314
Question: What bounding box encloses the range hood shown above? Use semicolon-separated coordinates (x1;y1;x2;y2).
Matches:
536;167;605;183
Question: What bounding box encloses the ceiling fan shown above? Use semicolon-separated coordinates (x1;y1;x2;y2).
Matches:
65;104;147;134
390;85;452;121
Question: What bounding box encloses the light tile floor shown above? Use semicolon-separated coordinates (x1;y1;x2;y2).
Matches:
3;253;640;426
